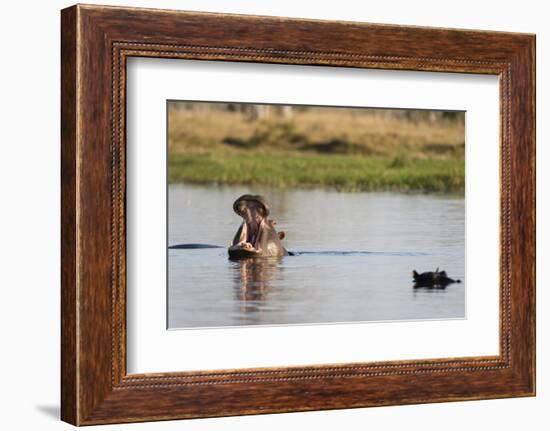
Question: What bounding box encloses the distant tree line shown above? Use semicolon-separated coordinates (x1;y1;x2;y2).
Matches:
169;101;463;123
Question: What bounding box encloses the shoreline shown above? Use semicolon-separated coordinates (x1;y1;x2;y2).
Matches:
168;152;465;193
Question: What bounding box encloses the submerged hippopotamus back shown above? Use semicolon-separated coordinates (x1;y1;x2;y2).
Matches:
228;194;288;259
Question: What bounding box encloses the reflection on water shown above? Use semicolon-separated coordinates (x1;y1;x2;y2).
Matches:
168;183;465;329
232;257;281;304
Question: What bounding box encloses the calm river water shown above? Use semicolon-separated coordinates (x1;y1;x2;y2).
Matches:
168;183;465;329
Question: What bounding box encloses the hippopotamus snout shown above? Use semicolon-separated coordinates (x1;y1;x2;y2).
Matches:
228;194;288;259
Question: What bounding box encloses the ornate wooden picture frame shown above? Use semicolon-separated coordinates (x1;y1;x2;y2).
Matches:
61;4;535;425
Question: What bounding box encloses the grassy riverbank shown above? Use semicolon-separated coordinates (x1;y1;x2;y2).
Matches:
169;153;464;192
168;105;465;192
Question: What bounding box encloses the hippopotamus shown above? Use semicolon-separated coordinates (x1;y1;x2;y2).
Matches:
412;268;461;288
228;194;288;259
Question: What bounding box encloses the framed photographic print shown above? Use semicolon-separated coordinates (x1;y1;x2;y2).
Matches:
61;4;535;425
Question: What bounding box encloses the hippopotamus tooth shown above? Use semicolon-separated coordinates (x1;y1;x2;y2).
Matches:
228;194;289;259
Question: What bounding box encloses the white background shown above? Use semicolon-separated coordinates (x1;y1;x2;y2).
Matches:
0;0;547;430
127;59;499;373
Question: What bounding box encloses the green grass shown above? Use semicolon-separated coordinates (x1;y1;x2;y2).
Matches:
167;106;465;193
168;152;464;193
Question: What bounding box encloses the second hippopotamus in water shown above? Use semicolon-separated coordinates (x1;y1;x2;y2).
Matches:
228;194;288;259
412;268;461;288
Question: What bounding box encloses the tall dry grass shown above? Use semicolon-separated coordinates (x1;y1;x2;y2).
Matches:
168;106;465;159
167;104;465;192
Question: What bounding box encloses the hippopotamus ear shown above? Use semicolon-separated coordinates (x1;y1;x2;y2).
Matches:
412;270;419;279
278;231;285;240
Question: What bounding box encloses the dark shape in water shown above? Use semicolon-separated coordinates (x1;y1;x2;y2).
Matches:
228;194;289;260
412;267;461;288
168;243;223;249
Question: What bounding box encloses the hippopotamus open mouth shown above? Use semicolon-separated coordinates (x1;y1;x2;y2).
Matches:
228;194;288;259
